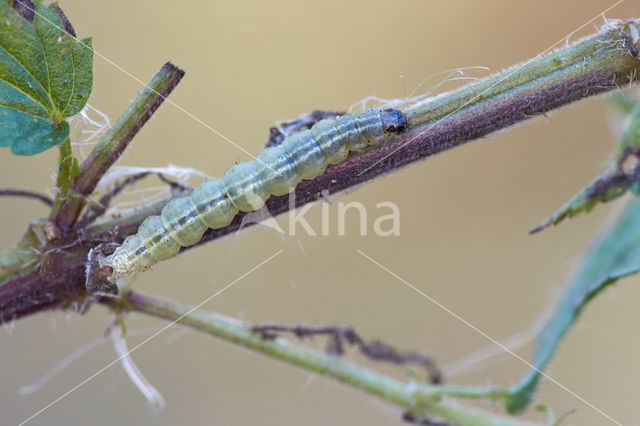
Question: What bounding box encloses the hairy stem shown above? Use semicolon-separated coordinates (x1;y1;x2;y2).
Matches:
88;19;640;247
104;291;529;426
0;20;638;422
49;138;73;217
52;62;185;230
2;19;640;325
0;62;184;318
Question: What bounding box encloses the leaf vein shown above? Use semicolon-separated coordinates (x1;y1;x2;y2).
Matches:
0;44;51;112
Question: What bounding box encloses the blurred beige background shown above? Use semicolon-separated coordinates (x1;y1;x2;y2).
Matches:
1;1;639;425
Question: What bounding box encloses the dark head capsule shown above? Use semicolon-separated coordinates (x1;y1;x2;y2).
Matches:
380;109;408;133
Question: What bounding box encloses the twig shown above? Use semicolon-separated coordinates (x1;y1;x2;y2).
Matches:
0;62;185;318
50;138;74;214
100;291;530;426
2;19;640;331
1;22;637;422
76;172;151;228
265;110;343;148
251;323;441;384
51;62;185;230
76;172;190;228
155;173;191;193
86;19;640;247
0;189;54;207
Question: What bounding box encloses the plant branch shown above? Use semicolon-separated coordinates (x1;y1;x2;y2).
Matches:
0;189;53;207
51;62;185;230
102;291;529;426
49;138;74;216
0;20;637;422
0;62;184;319
251;323;441;384
2;19;640;325
87;19;640;247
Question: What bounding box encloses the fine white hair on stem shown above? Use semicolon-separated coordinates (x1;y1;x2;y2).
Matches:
109;319;165;410
102;187;175;218
107;187;172;207
98;164;212;188
407;66;490;98
69;103;111;159
96;164;212;217
348;66;490;113
19;325;162;395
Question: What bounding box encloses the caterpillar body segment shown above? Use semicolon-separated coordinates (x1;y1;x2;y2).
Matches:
223;161;271;211
255;145;299;196
107;108;408;277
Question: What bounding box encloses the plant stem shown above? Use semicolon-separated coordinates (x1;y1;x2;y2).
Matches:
0;19;635;425
49;138;73;217
2;19;640;327
88;19;640;248
0;189;53;207
106;291;531;426
405;19;640;129
52;62;185;230
0;62;184;318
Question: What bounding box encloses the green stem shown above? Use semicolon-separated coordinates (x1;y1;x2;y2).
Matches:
106;291;532;426
52;62;185;230
49;138;73;218
404;20;640;132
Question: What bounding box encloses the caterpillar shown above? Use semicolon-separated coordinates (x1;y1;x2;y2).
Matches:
106;108;407;277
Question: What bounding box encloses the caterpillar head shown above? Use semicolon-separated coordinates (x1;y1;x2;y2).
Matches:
380;109;408;133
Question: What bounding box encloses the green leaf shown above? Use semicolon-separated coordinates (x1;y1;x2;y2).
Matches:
529;168;638;233
507;198;640;413
0;107;68;154
0;0;93;155
532;98;640;233
70;155;81;178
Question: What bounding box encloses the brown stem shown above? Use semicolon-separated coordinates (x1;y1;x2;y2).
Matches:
251;323;441;384
0;189;54;207
88;20;640;246
1;20;640;323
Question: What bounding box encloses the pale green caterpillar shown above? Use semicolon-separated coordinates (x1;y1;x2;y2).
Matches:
106;108;407;277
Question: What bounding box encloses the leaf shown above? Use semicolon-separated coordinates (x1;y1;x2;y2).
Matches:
529;167;640;233
0;0;93;155
0;107;68;154
506;198;640;413
531;97;640;233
